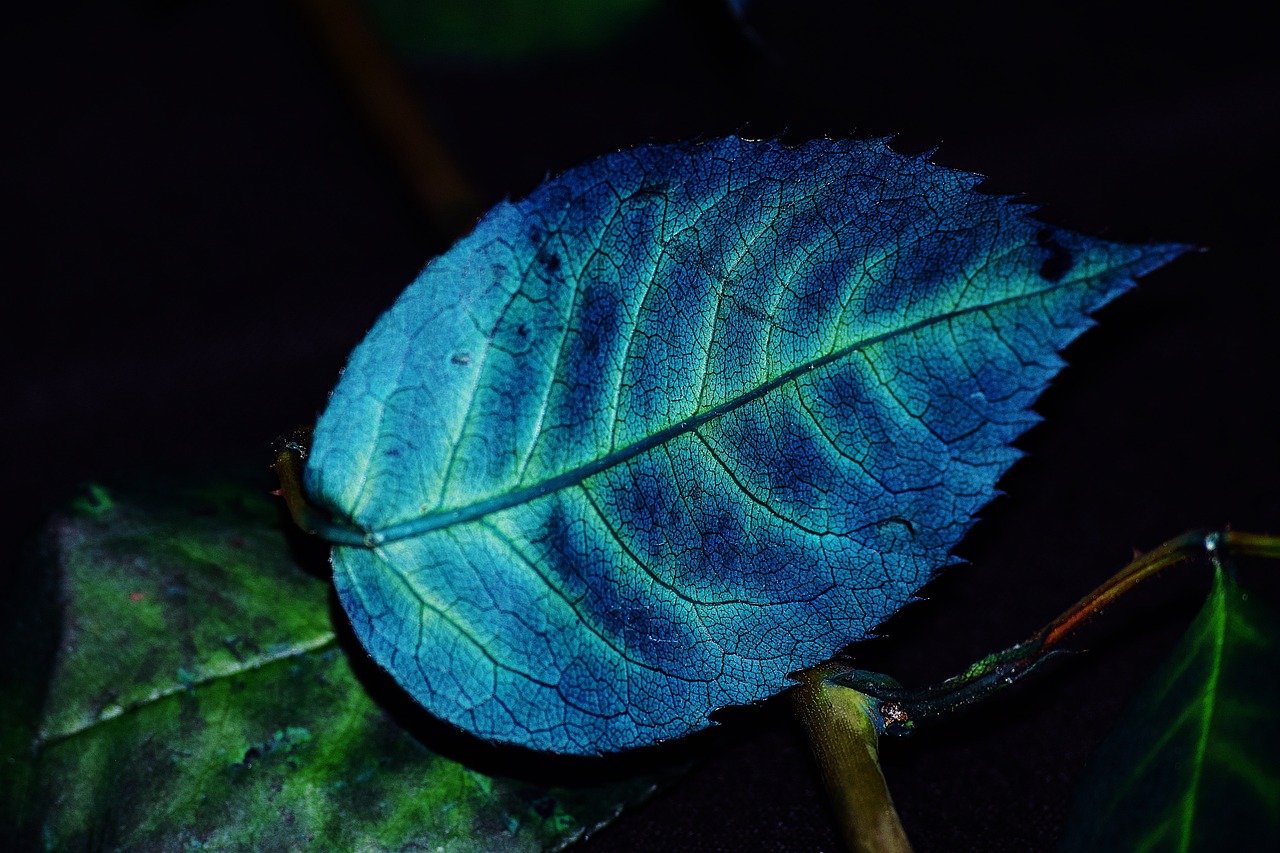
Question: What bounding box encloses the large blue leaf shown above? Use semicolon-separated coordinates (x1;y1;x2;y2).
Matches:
305;137;1180;754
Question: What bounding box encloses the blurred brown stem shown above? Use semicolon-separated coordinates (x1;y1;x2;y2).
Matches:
294;0;480;237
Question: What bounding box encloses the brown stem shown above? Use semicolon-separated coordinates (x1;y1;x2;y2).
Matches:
1041;529;1278;650
293;0;480;237
830;529;1280;729
791;662;913;853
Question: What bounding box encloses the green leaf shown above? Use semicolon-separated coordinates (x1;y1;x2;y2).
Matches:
305;136;1183;755
1060;568;1280;852
4;481;660;851
364;0;661;61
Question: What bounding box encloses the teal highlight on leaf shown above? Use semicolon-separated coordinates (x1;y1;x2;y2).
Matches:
305;136;1184;754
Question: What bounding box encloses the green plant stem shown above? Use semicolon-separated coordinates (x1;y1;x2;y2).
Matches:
790;662;913;853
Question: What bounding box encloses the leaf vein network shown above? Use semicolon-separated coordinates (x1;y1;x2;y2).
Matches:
354;252;1153;546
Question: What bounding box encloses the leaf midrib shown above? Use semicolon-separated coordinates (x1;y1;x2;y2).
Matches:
37;633;338;751
1179;570;1227;852
341;263;1120;548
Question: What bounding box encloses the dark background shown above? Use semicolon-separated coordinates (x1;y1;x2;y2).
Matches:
4;1;1278;850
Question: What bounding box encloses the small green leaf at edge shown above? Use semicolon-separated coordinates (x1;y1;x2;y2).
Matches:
2;479;663;852
364;0;662;61
1060;566;1280;852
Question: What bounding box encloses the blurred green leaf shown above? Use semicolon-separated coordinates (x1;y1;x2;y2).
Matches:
363;0;661;61
1060;567;1280;852
2;481;660;851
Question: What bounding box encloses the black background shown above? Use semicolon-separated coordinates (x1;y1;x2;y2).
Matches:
4;1;1278;850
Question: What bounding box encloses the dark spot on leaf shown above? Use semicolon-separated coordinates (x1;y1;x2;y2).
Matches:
223;636;247;662
1037;228;1073;283
572;286;621;366
517;323;530;339
242;746;261;767
539;505;586;592
697;511;745;577
887;516;916;536
530;796;557;818
632;180;670;199
450;352;472;366
538;250;561;275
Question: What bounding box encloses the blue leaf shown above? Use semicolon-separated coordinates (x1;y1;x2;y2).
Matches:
305;137;1182;754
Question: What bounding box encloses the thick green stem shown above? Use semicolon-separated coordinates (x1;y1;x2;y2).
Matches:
791;662;913;853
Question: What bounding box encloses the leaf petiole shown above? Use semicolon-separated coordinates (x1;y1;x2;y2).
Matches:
272;429;372;547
